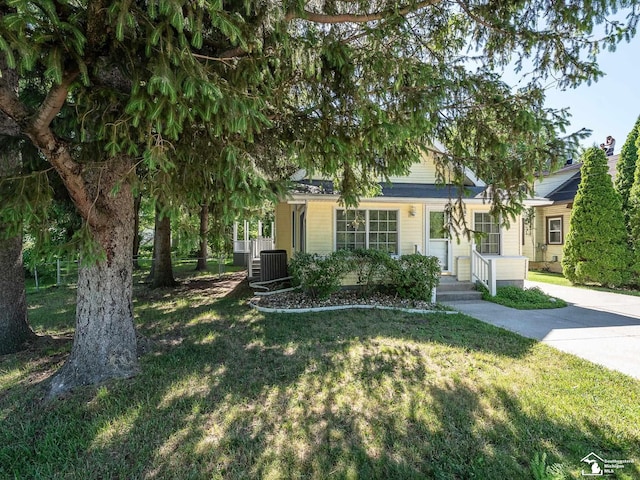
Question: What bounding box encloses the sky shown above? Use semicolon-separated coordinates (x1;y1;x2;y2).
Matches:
537;34;640;154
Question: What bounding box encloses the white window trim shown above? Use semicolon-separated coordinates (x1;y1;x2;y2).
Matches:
334;207;400;255
546;216;563;245
473;211;502;255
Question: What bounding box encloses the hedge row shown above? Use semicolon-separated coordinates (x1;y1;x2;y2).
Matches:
288;249;441;301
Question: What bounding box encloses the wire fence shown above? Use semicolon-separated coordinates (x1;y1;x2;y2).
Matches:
26;256;236;292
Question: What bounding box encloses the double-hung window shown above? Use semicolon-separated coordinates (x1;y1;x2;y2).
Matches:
336;209;398;254
474;212;500;255
547;216;563;245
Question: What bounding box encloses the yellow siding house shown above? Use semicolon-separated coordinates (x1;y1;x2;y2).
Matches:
275;151;549;292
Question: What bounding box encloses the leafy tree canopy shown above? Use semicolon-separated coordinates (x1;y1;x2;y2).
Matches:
2;0;636;226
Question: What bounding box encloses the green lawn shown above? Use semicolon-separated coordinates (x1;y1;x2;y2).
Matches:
527;271;574;287
528;271;640;297
2;272;639;479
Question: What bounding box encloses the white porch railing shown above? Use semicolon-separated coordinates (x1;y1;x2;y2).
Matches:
234;240;250;253
251;238;274;259
234;238;274;257
247;238;275;278
471;245;497;296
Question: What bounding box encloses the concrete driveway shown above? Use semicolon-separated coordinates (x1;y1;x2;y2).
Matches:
443;280;640;380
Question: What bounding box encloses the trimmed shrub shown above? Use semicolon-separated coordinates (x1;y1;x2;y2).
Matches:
616;115;640;225
388;254;441;301
350;248;394;296
562;147;632;287
289;250;442;302
628;134;640;285
289;251;353;299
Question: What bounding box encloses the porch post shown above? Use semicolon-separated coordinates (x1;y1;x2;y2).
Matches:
470;244;475;282
244;221;249;243
233;222;238;242
271;222;275;240
258;220;263;238
488;258;497;296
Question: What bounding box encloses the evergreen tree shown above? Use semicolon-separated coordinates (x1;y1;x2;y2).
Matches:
627;135;640;283
562;147;632;286
615;115;640;225
1;1;638;396
0;55;33;354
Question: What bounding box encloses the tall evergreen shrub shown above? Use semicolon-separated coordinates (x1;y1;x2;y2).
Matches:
627;135;640;283
562;147;632;286
615;115;640;225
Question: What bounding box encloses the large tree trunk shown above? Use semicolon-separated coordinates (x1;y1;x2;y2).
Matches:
195;203;209;271
49;160;138;398
151;205;176;288
0;57;34;355
0;232;33;355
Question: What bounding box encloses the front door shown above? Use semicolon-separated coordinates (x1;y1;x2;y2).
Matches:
428;210;450;271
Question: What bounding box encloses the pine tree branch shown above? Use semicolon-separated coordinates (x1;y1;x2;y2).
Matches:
31;74;78;136
0;70;108;229
284;0;441;24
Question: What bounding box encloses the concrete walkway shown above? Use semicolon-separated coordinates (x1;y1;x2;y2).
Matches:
442;281;640;380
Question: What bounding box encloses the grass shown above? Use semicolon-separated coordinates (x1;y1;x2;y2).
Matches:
528;271;640;297
2;270;640;479
527;271;573;287
481;285;568;310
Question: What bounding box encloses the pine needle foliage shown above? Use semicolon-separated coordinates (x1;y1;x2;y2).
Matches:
628;134;640;282
562;147;632;287
3;0;632;223
615;115;640;226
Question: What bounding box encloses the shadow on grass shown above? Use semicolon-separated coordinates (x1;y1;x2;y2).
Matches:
3;273;639;478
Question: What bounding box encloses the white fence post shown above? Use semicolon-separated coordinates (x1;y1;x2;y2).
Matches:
489;258;497;296
56;258;61;286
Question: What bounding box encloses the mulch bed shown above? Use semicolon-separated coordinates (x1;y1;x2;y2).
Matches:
251;289;440;311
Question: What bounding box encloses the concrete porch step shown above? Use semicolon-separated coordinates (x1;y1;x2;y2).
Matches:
436;290;483;302
436;277;482;302
437;280;477;292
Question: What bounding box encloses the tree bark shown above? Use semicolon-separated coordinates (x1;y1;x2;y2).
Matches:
0;56;34;355
0;233;34;355
195;203;209;271
151;205;176;288
132;193;142;270
49;160;138;397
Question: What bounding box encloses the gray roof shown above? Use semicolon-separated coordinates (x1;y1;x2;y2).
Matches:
546;155;619;203
547;172;580;202
294;180;486;199
380;183;486;199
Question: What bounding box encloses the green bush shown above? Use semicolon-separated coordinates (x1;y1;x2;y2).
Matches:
481;285;567;309
289;251;353;299
388;254;441;301
289;250;442;302
350;248;394;296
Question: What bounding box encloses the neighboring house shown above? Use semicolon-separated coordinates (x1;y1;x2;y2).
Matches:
272;151;549;293
522;154;620;272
